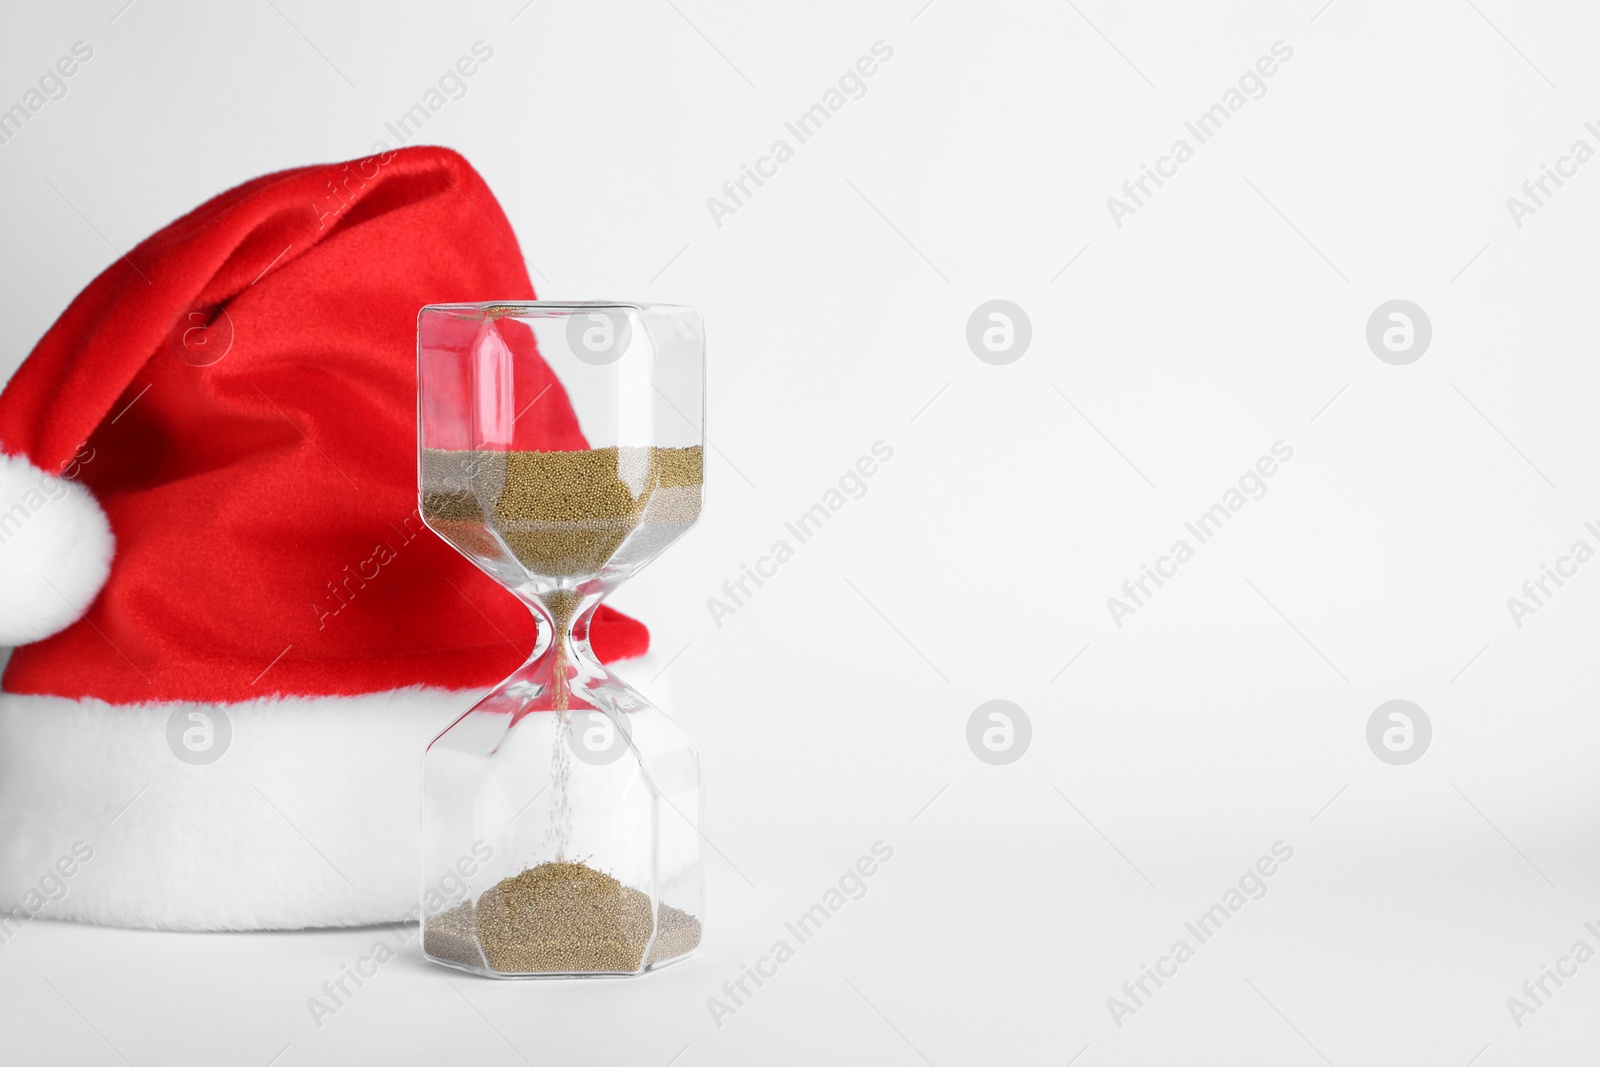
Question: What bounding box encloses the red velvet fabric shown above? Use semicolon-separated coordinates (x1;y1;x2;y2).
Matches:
0;147;648;703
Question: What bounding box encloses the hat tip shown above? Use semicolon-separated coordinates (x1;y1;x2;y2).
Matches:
0;451;114;647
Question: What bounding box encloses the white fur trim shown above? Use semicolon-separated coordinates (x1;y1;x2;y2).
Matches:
0;452;114;645
0;685;460;931
0;648;671;932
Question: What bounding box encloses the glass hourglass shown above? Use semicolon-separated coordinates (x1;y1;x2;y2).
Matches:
417;302;704;978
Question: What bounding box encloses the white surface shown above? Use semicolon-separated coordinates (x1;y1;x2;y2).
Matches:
4;0;1600;1064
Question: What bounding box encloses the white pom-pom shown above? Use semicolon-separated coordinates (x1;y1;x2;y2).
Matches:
0;452;114;646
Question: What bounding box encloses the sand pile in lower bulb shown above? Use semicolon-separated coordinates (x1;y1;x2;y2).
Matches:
423;861;701;974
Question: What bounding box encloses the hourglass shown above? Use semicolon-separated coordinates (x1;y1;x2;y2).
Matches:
417;302;704;977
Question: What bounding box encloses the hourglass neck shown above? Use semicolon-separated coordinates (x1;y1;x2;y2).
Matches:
532;587;607;655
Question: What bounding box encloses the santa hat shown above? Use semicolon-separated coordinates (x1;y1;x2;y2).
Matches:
0;147;649;930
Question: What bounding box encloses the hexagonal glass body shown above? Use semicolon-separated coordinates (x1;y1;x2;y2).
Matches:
417;302;704;977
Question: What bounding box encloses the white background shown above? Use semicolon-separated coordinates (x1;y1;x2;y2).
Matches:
4;0;1600;1064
